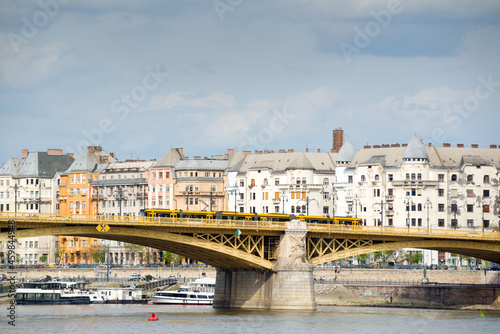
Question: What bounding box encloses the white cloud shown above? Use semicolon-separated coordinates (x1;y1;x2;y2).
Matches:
0;34;68;87
145;91;238;111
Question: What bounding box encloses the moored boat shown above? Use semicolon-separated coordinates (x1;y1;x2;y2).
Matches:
151;277;215;305
15;281;106;305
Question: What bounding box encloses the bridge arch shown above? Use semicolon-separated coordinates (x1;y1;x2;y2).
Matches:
0;226;273;270
310;240;500;265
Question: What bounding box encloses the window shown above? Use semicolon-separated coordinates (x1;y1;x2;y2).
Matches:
483;190;490;198
411;188;416;196
361;175;366;182
159;172;163;179
263;178;268;186
275;178;279;186
388;174;393;182
323;178;329;186
323;206;329;214
406;173;410;180
70;240;74;247
82;240;86;247
467;174;473;183
418;218;422;227
411;218;416;226
77;176;80;183
251;179;255;186
373;189;380;197
323;192;329;200
483;175;490;184
467;204;474;213
483;220;490;228
262;192;268;200
417;173;422;181
483;205;490;213
438;174;444;182
466;189;474;198
417;204;422;211
388;219;393;226
411;173;416;181
438;204;444;212
467;219;474;228
438;219;445;227
70;176;74;184
302;177;306;184
451;174;457;182
388;188;393;196
240;180;245;187
211;185;216;192
275;192;279;199
438;189;444;197
348;176;353;183
451;219;458;228
411;204;416;211
374;175;380;181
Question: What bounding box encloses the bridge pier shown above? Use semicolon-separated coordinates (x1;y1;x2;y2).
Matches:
213;220;317;310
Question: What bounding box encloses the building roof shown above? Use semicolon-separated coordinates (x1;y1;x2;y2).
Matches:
0;158;23;177
153;148;183;168
336;140;357;162
65;147;116;174
103;160;154;173
175;159;228;171
403;136;428;160
16;152;74;178
230;152;336;173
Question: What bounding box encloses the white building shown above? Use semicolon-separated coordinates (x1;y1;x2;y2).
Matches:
227;150;337;216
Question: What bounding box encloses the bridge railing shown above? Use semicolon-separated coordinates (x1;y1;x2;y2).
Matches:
0;212;287;230
306;222;500;240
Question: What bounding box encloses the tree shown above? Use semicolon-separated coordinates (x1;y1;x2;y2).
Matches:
124;243;143;264
15;254;23;265
55;250;62;264
89;243;106;264
411;252;422;265
39;255;47;263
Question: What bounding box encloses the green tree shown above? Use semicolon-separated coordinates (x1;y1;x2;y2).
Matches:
124;243;143;264
89;243;106;264
39;255;47;263
15;254;23;265
411;252;422;264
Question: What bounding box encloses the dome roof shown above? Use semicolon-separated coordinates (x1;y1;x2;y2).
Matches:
403;136;428;160
336;140;357;162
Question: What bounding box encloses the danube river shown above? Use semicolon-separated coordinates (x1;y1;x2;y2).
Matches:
2;304;499;333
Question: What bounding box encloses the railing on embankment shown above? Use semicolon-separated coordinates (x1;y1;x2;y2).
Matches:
315;279;500;288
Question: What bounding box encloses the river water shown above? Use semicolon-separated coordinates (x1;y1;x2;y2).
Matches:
2;304;499;333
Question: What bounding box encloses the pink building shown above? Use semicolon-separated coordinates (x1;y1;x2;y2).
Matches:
148;148;183;209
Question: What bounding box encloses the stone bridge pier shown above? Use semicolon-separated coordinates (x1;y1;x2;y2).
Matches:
213;220;317;310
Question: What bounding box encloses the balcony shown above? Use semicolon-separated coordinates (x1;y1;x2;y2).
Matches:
385;195;394;201
345;196;353;202
272;198;280;204
237;199;245;205
386;210;394;216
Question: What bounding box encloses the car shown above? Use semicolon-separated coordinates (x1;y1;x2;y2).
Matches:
486;264;500;271
129;273;141;281
429;264;438;270
448;265;457;270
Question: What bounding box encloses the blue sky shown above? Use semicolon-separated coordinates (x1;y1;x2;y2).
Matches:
1;0;499;163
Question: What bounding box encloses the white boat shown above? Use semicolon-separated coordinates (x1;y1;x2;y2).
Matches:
151;277;215;305
15;281;106;304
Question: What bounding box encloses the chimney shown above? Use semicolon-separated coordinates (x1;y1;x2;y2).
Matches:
305;148;308;152
381;144;389;148
255;150;262;154
110;152;115;158
332;128;344;153
390;144;400;147
279;149;285;153
227;149;234;156
443;143;451;147
88;146;95;154
47;149;63;156
264;150;270;154
224;154;228;159
103;156;109;163
457;144;464;148
364;145;371;149
287;149;294;153
176;148;184;157
22;149;29;158
402;144;408;147
317;149;320;152
428;143;432;147
471;144;478;148
194;156;201;160
490;145;498;149
373;145;381;148
68;153;75;159
243;151;251;156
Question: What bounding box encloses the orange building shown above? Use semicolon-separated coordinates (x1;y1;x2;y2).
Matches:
57;146;116;264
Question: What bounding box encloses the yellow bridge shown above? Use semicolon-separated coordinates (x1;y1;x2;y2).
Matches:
1;212;500;270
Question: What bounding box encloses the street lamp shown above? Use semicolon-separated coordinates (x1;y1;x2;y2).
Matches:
353;195;361;218
112;187;129;216
373;200;386;227
331;186;338;218
225;185;240;220
7;182;25;215
279;190;288;214
424;198;432;230
404;197;414;228
297;196;319;216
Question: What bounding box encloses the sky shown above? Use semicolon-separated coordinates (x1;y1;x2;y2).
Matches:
1;0;500;163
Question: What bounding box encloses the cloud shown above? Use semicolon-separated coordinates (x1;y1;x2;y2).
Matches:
0;34;68;87
145;91;238;111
